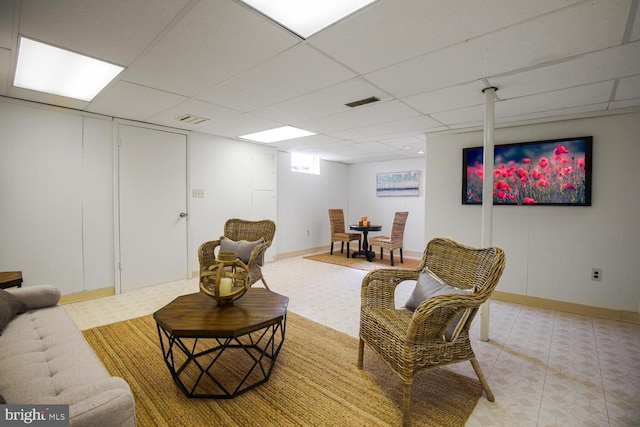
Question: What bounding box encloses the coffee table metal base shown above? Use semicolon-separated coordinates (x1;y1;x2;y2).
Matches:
156;318;286;399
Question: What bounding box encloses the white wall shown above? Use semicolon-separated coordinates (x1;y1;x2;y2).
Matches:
0;100;113;295
425;112;640;312
347;158;426;256
189;132;277;273
276;151;350;254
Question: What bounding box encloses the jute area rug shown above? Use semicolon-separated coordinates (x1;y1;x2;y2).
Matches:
303;252;422;272
83;312;482;427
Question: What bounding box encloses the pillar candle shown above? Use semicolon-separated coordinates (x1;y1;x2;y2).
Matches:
219;277;233;296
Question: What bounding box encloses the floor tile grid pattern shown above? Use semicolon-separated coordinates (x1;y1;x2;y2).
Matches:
62;255;640;426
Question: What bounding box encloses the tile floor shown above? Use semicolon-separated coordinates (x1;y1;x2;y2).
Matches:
63;255;640;426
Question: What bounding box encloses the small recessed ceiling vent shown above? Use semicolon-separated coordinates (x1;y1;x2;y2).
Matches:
175;114;209;125
345;96;380;108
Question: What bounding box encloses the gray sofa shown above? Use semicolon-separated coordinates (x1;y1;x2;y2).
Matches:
0;285;136;426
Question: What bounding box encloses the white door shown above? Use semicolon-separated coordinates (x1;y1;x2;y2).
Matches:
118;124;188;292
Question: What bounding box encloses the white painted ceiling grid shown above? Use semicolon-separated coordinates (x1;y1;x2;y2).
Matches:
1;0;639;164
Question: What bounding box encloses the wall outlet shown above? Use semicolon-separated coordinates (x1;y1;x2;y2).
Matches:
591;268;602;282
192;189;205;198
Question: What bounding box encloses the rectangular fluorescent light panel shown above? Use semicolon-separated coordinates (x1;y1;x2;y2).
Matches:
240;126;316;143
241;0;377;38
14;37;124;101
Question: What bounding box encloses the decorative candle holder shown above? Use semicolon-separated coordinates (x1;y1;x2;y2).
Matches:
199;251;250;305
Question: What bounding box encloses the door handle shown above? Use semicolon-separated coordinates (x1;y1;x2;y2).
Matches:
179;212;188;218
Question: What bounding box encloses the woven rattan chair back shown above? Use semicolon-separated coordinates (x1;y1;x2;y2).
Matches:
328;209;361;257
198;218;276;289
368;211;408;265
357;237;505;426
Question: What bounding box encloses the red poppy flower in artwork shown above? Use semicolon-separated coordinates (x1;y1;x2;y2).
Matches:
578;158;585;169
516;168;529;179
523;197;537;204
495;191;507;199
494;169;501;177
539;157;549;168
475;169;483;177
562;183;576;190
537;179;549;187
532;169;543;180
522;158;531;164
494;180;511;191
554;144;569;155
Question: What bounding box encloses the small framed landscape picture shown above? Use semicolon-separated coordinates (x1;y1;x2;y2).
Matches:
376;170;420;197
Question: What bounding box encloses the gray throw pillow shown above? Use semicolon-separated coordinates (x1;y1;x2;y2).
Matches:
0;289;27;334
220;237;265;264
404;268;472;341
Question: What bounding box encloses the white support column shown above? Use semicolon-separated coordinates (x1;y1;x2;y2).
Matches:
479;86;497;342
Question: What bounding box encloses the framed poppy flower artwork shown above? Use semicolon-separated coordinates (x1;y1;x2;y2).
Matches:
462;136;592;206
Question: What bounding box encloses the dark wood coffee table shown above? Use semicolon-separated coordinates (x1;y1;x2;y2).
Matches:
153;288;288;398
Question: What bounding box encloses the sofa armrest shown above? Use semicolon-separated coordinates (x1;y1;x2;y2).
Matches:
36;377;136;427
5;285;60;310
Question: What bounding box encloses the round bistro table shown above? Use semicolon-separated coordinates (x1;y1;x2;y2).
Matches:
349;224;382;262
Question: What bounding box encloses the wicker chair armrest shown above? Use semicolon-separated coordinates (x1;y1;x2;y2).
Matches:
247;240;272;266
361;268;421;310
198;239;221;271
407;293;485;342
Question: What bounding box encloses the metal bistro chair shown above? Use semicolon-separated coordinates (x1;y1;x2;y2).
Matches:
328;209;361;257
358;237;506;426
198;218;276;289
369;211;409;266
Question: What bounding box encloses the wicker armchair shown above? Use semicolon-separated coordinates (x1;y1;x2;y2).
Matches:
369;211;408;266
198;218;276;289
358;237;506;427
328;209;361;257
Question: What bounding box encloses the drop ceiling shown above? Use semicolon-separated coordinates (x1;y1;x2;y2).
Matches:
1;0;639;164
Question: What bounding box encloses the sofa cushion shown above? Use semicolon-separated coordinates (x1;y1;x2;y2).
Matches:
404;268;472;341
0;289;27;333
220;237;265;264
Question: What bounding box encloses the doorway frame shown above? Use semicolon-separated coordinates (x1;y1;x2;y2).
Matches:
112;119;192;294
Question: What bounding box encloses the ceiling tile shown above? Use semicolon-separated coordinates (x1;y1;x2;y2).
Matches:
147;99;242;130
402;81;488;114
123;0;300;97
309;0;582;74
365;0;629;98
615;75;640;100
18;0;190;65
0;0;13;49
86;81;186;120
197;44;356;112
499;103;610;124
630;1;640;42
328;115;442;141
9;86;89;111
496;81;615;117
490;41;640;99
0;49;10;96
252;77;390;123
609;98;640;109
269;134;343;152
379;135;426;150
196;113;283;139
295;100;420;134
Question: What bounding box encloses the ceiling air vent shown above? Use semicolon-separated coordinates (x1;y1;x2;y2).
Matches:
345;96;380;108
175;114;209;125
